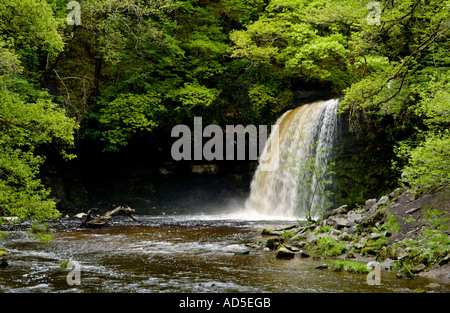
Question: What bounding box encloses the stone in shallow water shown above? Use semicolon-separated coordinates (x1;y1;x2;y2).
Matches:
275;246;295;258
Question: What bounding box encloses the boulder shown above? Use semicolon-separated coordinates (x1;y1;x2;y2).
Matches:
2;216;19;223
323;205;349;219
380;258;396;270
369;232;384;240
327;216;354;229
347;211;363;223
398;189;415;203
389;188;403;198
338;232;353;241
352;241;364;250
396;267;415;279
365;199;377;211
405;207;421;214
284;244;300;252
265;238;285;250
299;250;310;258
314;264;328;270
376;196;389;207
440;254;450;265
410;263;426;273
275;245;295;258
328;229;341;237
234;250;250;256
305;232;317;244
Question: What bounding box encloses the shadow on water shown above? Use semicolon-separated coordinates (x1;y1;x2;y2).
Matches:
0;212;444;293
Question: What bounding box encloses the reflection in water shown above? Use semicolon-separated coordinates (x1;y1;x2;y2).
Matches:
0;215;443;293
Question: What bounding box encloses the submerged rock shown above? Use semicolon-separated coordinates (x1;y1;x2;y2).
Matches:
424;283;445;290
234;250;250;256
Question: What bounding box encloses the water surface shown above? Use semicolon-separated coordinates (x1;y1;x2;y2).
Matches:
0;214;445;293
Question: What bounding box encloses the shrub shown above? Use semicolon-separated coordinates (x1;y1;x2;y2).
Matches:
309;237;347;257
330;260;369;274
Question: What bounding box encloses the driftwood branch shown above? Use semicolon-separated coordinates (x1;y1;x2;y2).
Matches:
80;206;137;229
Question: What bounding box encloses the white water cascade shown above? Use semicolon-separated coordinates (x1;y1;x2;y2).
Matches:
245;99;341;219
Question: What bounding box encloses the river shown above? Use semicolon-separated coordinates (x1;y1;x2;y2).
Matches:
0;213;441;293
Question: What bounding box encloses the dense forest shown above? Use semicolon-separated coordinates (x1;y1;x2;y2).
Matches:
0;0;449;239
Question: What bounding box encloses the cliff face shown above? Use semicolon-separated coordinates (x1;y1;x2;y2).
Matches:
41;136;256;214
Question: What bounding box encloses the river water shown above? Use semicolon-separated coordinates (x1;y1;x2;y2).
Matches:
0;213;443;293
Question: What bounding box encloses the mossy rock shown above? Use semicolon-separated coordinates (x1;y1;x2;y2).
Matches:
261;228;275;236
396;267;415;279
0;249;7;257
266;238;285;250
395;262;416;279
275;245;295;258
361;237;388;256
377;245;397;261
58;260;71;268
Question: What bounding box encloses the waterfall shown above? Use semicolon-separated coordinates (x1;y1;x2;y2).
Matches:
245;99;340;219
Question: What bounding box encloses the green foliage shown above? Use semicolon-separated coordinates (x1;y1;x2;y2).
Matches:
338;0;450;195
230;0;364;92
398;131;450;192
0;85;75;236
361;237;388;256
0;0;78;243
393;224;449;270
330;260;369;274
385;216;401;235
0;0;448;250
421;207;450;231
280;229;295;240
309;237;347;257
167;83;220;112
29;222;54;244
98;93;167;151
313;225;333;235
0;0;64;55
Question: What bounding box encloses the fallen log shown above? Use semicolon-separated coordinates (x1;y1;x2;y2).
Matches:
80;206;138;229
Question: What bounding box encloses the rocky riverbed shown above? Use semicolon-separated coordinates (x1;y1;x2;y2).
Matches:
258;187;450;289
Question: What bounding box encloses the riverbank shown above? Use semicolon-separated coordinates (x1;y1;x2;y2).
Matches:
259;187;450;289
